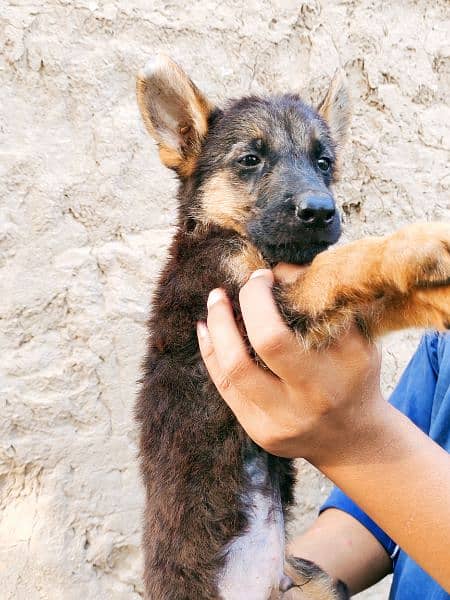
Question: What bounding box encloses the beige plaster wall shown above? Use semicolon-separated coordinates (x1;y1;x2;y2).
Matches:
1;1;448;598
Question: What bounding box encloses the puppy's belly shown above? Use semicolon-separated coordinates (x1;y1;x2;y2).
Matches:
217;456;285;600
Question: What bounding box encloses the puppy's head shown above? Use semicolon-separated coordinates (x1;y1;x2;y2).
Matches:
137;55;350;264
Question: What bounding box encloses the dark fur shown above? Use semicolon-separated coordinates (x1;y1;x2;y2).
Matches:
136;225;297;598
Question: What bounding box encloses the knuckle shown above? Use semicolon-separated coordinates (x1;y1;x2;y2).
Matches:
264;431;285;449
259;426;297;456
254;328;286;356
313;400;336;419
201;343;215;361
253;423;278;452
216;374;233;395
222;353;248;382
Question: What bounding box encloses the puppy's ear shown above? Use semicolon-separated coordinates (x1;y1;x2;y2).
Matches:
136;55;213;177
318;71;351;149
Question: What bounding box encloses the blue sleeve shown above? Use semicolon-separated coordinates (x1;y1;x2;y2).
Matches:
320;332;440;559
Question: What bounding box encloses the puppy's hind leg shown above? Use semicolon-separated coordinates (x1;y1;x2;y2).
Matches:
281;557;349;600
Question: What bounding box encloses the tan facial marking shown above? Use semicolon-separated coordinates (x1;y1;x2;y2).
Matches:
197;171;255;235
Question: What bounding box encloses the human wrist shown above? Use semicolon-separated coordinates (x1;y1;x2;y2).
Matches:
307;401;450;592
305;392;394;471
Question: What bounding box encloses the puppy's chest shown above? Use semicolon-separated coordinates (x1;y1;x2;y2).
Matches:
217;454;285;600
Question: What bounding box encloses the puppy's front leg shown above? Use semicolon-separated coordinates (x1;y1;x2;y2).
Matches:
278;222;450;346
281;557;349;599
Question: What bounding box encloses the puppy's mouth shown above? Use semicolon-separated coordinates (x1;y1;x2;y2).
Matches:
256;240;332;266
247;222;341;265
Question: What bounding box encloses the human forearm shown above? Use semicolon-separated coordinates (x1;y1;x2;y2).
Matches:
288;509;391;595
313;402;450;592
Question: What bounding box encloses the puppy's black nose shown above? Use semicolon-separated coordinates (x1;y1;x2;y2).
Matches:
295;194;336;227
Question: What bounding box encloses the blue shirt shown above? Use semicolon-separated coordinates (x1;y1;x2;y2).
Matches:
321;332;450;599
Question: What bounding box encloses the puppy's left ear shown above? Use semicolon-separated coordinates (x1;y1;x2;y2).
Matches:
136;55;214;178
318;71;351;149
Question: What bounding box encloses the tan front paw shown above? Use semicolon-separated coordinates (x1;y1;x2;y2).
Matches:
411;286;450;330
383;222;450;292
283;557;349;599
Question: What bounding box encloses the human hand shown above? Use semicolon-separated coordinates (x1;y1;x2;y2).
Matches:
198;270;450;590
197;267;384;464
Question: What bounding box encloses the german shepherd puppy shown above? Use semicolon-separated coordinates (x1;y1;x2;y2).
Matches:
135;55;450;600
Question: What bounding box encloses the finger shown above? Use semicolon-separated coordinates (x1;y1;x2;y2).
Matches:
239;270;309;381
197;321;276;424
273;262;309;284
205;288;282;404
196;321;246;411
206;288;253;374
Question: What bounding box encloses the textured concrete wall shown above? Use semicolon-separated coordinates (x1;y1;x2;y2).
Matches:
1;1;448;598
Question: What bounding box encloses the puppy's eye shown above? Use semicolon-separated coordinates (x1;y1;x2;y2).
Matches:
238;154;261;167
317;157;331;172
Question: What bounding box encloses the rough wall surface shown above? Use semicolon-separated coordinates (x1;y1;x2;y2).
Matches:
1;1;449;598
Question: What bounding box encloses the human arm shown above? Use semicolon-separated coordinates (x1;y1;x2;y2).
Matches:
196;269;450;592
288;509;392;595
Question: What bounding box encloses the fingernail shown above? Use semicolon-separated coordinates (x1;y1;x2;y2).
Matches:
250;269;272;280
196;321;210;340
207;288;224;308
